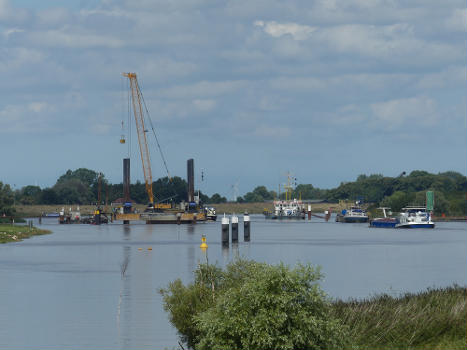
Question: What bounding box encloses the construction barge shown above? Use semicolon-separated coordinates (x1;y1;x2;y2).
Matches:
117;73;208;225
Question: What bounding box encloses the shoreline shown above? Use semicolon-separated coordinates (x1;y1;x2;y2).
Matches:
0;224;52;244
13;204;467;221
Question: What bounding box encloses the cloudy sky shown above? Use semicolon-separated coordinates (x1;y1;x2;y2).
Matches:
1;0;466;197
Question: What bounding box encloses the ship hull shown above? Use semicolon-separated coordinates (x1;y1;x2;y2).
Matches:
264;214;305;220
396;223;435;229
370;219;397;228
336;214;368;223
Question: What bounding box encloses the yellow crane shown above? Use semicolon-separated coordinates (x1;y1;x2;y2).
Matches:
123;72;154;206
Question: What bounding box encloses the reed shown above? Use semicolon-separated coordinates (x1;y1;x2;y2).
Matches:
331;285;467;349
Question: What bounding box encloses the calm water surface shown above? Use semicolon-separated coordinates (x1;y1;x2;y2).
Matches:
0;216;466;349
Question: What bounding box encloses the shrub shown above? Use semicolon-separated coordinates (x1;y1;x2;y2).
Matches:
160;259;348;350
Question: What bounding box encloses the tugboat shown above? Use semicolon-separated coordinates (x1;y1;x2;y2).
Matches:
336;201;369;223
396;207;435;228
369;207;398;228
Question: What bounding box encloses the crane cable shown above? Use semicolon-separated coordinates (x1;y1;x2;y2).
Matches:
136;80;171;180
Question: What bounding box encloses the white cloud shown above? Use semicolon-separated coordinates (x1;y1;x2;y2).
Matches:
445;8;467;32
254;20;316;40
416;66;466;90
25;29;124;49
370;96;438;129
141;58;198;81
28;102;52;113
3;28;24;38
90;123;112;135
0;102;57;133
315;23;463;65
36;7;71;26
0;0;29;23
193;99;216;111
158;80;247;99
329;104;367;126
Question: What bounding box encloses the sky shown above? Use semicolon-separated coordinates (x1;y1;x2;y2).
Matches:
0;0;466;198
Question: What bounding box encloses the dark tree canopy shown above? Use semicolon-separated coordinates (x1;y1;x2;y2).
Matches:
4;169;466;215
0;182;15;216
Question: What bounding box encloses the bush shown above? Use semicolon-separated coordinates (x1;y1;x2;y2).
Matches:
160;259;348;350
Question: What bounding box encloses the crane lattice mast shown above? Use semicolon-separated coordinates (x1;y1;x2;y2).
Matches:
123;72;154;206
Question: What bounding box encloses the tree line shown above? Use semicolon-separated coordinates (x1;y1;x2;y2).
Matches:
1;169;466;216
238;170;466;215
5;168;228;208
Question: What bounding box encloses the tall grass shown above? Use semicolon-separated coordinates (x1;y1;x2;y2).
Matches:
331;286;467;349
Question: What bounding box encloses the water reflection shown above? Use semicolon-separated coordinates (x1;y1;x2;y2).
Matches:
231;242;239;259
187;224;195;234
118;245;131;348
123;225;131;239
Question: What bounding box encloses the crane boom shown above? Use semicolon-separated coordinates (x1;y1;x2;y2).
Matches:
123;72;154;206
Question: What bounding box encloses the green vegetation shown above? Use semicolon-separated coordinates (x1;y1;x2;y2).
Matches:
332;285;467;350
10;168;215;206
0;181;15;216
233;171;466;216
160;259;350;350
0;224;51;243
4;168;467;216
161;259;467;350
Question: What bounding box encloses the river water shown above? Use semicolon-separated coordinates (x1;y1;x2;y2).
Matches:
0;216;465;349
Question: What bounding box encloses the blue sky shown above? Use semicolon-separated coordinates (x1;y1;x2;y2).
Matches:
1;0;466;198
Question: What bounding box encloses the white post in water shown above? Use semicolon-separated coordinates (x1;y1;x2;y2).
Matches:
308;204;311;220
243;211;250;241
231;214;238;242
221;214;229;246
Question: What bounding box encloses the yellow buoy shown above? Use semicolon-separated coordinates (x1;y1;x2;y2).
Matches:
138;247;142;251
148;247;152;251
200;235;208;249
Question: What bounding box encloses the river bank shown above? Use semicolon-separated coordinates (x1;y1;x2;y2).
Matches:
0;224;51;244
13;203;467;221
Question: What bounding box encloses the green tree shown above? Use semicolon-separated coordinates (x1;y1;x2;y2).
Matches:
56;168;100;186
243;186;275;202
19;185;42;205
40;188;58;204
380;191;415;212
153;176;187;203
160;259;348;350
0;182;15;216
209;193;227;204
54;179;93;204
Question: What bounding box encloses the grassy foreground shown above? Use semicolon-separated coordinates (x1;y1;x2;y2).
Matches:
0;224;51;243
332;285;467;350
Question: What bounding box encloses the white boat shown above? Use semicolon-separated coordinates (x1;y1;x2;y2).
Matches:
336;202;369;223
204;207;217;221
264;198;306;219
396;207;435;229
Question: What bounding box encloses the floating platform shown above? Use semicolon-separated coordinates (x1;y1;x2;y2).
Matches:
115;212;206;224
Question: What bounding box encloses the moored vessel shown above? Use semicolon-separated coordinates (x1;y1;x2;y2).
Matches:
396;207;435;228
369;207;398;228
264;198;306;220
336;202;369;223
